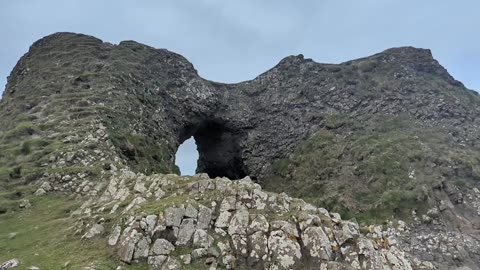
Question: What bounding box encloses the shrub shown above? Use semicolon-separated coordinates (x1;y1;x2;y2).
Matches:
9;167;22;179
3;122;36;140
20;141;32;155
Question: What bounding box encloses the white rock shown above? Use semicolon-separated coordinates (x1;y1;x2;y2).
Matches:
165;206;185;227
108;225;122;246
40;181;52;191
82;224;105;239
185;204;198;218
197;205;212;230
193;229;213;248
148;255;167;268
302;226;333;262
133;180;147;194
215;211;233;228
228;209;249;236
220;196;236;211
151;239;175;255
133;237;150;260
34;188;47;196
248;214;269;234
268;230;302;270
146;215;158;234
176;218;196;246
0;259;20;269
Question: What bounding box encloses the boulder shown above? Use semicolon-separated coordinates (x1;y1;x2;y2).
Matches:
108;225;122;246
165;206;185;227
197;205;212;230
133;236;150;260
0;259;20;269
176;218;196;246
302;226;334;262
227;209;249;236
267;230;302;270
151;239;175;255
192;229;213;248
81;224;105;239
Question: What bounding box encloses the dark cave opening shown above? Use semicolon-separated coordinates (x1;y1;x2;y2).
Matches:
176;121;248;180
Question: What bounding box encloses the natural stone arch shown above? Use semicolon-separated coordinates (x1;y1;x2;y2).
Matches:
176;119;248;179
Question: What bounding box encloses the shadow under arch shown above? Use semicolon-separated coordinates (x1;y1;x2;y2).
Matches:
176;120;248;180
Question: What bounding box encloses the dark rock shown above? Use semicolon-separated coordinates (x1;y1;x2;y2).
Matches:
2;32;480;269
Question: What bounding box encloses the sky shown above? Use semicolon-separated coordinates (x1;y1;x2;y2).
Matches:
1;1;479;175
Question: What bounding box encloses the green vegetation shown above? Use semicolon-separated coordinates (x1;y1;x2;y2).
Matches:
106;115;179;175
263;114;480;224
2;122;37;140
0;194;152;269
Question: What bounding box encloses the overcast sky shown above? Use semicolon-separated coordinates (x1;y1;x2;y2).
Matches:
1;1;479;175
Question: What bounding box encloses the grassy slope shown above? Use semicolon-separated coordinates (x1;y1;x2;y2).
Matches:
263;114;480;224
0;193;150;269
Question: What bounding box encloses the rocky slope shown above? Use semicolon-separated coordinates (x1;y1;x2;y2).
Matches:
78;171;434;269
1;32;480;269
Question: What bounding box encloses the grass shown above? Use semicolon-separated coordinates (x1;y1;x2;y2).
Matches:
106;116;179;176
0;194;153;269
263;114;480;224
2;122;37;140
139;179;222;215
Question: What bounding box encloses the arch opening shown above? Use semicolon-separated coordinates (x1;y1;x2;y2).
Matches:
175;137;198;176
175;120;248;179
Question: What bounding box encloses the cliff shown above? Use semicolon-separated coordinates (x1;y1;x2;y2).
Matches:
1;32;480;269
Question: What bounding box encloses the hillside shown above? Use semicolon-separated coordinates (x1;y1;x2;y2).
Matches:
1;32;479;269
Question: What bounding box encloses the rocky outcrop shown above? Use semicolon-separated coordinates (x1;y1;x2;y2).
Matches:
76;171;433;269
2;32;480;269
0;259;20;270
3;33;479;180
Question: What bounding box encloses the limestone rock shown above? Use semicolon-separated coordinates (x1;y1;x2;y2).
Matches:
108;225;122;246
19;199;31;209
0;259;20;269
220;196;236;212
82;224;104;239
162;257;182;270
247;231;268;267
151;239;175;255
176;218;196;246
197;205;213;230
146;215;158;234
148;255;167;268
165;207;185;227
4;33;480;270
268;230;302;270
302;226;334;262
248;214;269;234
192;229;213;248
133;236;150;260
34;188;47;196
185;204;198;218
215;211;233;228
335;221;360;245
227;209;249;236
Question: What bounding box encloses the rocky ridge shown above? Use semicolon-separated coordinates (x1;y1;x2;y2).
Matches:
74;171;434;270
1;32;480;269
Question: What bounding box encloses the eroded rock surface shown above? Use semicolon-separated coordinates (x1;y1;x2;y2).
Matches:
2;32;480;269
77;171;433;269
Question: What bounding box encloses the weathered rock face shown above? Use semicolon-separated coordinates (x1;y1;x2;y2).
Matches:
80;171;434;270
2;32;480;269
3;33;479;180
